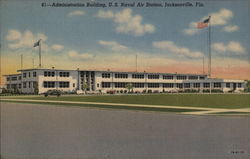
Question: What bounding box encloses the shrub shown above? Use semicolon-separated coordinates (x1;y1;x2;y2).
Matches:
147;90;152;93
153;90;159;93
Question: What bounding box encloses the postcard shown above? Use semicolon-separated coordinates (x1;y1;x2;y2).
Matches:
0;0;249;159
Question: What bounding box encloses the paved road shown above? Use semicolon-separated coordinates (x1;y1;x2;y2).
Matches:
1;102;249;159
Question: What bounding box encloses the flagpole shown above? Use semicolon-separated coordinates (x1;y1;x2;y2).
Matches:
39;40;42;68
208;16;211;77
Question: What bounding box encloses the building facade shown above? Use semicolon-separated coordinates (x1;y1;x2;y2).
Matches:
4;68;246;94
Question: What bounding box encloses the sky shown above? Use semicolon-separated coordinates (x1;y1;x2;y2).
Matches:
1;0;250;84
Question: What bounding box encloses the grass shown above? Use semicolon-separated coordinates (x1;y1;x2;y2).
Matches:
2;94;250;109
2;101;201;113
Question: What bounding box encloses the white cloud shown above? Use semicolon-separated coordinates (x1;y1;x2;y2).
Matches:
183;28;199;35
6;29;22;41
68;10;85;17
212;41;245;54
153;41;203;58
96;10;114;18
223;25;239;32
68;50;93;59
183;8;234;35
96;9;155;36
6;30;48;49
51;44;64;51
209;8;233;26
98;40;128;51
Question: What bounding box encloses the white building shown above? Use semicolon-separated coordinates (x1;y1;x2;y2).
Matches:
4;68;246;94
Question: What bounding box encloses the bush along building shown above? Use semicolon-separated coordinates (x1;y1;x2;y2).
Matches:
4;68;246;94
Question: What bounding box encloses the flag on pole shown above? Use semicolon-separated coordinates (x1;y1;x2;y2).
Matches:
33;39;41;47
197;16;211;29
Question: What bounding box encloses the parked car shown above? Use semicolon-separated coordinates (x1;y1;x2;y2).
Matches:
44;90;61;97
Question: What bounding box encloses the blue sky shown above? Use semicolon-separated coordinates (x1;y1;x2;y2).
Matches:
1;0;250;80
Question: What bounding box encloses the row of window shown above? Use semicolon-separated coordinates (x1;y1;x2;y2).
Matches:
102;73;111;78
44;71;55;77
23;72;37;78
43;81;71;88
115;73;128;79
132;74;144;79
59;72;70;77
148;74;160;79
101;73;204;80
100;82;242;88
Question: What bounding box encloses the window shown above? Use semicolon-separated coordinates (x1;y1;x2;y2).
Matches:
176;83;183;88
188;76;198;80
226;83;230;88
238;83;242;88
33;82;37;88
59;72;70;77
148;74;159;79
114;82;127;88
7;84;10;89
163;75;173;80
148;83;159;88
28;82;31;88
132;74;144;79
177;75;187;80
114;73;128;79
43;81;55;88
193;83;200;88
97;83;100;87
102;82;111;88
23;82;27;88
11;84;17;89
184;83;190;88
11;77;17;81
23;73;27;78
44;71;55;77
33;72;37;77
7;77;10;81
73;83;75;87
214;82;221;88
163;83;174;88
18;76;22;80
102;73;111;78
19;84;21;89
199;76;205;80
28;72;31;77
132;83;144;88
203;83;210;88
59;82;69;88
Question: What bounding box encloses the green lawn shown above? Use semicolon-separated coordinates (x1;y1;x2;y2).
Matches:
2;100;201;113
4;94;250;109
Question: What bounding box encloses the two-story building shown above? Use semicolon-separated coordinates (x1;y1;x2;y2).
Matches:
4;68;246;94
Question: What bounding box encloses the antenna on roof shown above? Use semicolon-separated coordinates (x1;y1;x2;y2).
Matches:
135;54;138;72
32;58;34;68
21;54;23;70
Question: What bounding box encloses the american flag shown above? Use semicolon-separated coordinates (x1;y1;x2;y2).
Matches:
197;16;211;29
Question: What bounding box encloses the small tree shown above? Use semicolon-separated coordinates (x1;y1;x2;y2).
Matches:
245;80;250;92
126;83;133;93
81;82;89;94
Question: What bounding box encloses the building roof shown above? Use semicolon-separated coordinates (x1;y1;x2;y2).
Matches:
16;68;208;76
